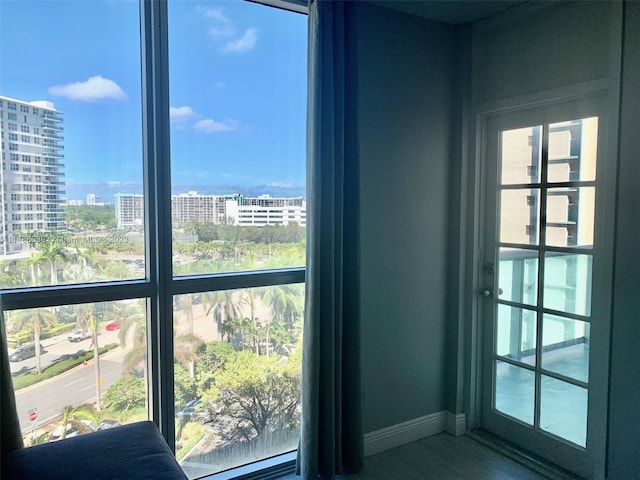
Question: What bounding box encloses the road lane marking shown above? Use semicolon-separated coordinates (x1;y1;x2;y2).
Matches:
63;379;83;387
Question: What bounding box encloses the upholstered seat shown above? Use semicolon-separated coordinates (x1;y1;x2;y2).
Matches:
2;420;188;480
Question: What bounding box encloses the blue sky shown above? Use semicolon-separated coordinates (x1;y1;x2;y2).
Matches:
0;1;307;201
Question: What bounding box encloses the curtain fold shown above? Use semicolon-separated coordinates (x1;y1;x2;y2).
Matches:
298;1;363;478
1;297;24;459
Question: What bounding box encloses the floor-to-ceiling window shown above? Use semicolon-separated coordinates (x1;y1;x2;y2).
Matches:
0;1;306;478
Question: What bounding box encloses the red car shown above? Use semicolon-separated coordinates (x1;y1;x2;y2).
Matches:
105;320;121;331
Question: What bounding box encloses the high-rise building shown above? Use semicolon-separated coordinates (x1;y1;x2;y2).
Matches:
171;191;229;225
0;96;66;255
114;193;144;229
115;191;307;230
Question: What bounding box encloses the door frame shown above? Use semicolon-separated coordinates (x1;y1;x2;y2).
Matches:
464;79;618;479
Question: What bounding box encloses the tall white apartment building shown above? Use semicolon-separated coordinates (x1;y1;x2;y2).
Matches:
115;192;306;230
0;96;66;255
171;191;229;224
114;193;144;229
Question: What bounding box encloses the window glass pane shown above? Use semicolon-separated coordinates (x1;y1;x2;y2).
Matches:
500;125;542;185
168;1;307;277
496;305;536;366
498;248;538;307
542;314;589;383
547;117;598;183
543;253;592;317
173;286;303;477
494;361;534;426
5;300;148;446
540;375;587;447
546;187;595;248
0;1;145;288
500;189;540;245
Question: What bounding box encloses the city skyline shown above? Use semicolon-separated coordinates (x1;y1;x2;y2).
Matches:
0;1;307;201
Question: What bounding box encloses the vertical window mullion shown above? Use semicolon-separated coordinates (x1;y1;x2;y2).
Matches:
533;124;549;432
140;0;175;449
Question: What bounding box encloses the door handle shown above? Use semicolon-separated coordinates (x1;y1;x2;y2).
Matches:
481;288;503;297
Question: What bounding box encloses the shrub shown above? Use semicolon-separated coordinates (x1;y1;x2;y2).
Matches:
12;343;118;390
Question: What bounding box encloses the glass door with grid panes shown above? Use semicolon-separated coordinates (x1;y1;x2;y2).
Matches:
480;97;612;479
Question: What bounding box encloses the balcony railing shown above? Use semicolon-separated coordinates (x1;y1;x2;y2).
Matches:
496;248;593;363
42;112;62;122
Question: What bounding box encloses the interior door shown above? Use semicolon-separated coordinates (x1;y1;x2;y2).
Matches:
480;97;611;479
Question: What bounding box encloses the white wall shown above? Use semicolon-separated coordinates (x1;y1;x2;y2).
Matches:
472;1;612;105
356;3;456;433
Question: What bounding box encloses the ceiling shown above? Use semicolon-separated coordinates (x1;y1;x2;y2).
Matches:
367;0;528;24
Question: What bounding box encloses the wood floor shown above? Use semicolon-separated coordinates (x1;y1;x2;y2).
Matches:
281;433;550;479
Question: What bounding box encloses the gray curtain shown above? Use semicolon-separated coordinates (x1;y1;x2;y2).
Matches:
298;1;363;478
1;298;24;460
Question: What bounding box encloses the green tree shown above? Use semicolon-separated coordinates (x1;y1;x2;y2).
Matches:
175;363;198;409
28;252;44;286
243;289;261;356
196;341;236;392
66;205;116;230
175;294;194;336
258;285;302;356
207;350;301;440
37;240;68;285
56;403;98;440
174;334;202;378
74;303;103;410
73;247;94;270
119;313;146;376
10;307;57;374
103;376;146;412
203;290;243;342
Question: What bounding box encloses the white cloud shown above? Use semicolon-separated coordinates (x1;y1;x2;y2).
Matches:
270;182;296;189
193;118;239;133
213;82;227;88
106;181;121;186
200;7;234;37
223;28;258;54
170;106;195;120
49;76;127;102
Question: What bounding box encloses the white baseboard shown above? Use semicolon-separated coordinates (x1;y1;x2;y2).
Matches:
446;411;466;437
364;411;444;457
364;411;467;456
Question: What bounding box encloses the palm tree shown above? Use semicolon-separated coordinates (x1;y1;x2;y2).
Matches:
64;264;93;284
57;404;98;440
260;284;301;327
73;247;93;271
119;313;147;376
37;240;68;285
243;289;261;356
258;285;302;356
10;307;57;374
174;334;203;378
202;290;243;342
28;252;44;286
73;303;103;410
175;294;194;336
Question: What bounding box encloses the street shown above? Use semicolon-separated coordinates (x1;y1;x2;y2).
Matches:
15;353;125;432
9;328;122;375
9;305;221;437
